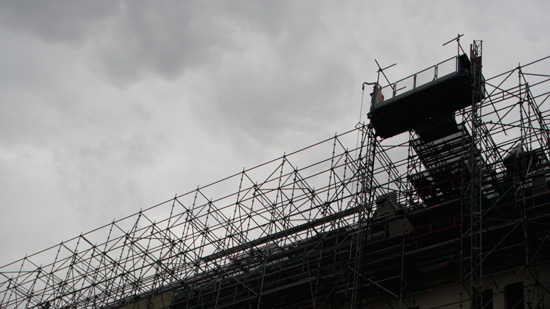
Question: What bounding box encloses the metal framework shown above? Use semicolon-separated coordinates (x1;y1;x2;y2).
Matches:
469;40;484;309
1;52;550;309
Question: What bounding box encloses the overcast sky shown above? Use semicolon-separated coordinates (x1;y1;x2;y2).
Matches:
1;1;548;266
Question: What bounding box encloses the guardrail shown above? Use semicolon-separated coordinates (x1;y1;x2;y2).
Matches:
378;56;459;102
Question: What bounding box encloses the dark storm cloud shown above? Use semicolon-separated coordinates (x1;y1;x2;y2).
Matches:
91;2;233;84
87;2;289;84
81;2;359;144
0;1;116;43
178;2;366;144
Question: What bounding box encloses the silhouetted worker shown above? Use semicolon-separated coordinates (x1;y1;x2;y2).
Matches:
370;84;384;106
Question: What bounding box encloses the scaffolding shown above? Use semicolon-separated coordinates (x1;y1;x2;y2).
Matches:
1;48;550;309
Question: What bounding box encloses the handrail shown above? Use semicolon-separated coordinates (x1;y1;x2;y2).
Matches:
376;56;460;103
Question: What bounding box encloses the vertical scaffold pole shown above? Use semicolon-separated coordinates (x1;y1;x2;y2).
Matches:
470;40;483;309
351;124;377;308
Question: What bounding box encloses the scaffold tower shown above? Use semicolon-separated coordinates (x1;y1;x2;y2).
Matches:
1;42;550;309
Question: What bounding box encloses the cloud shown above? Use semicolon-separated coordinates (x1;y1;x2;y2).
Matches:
89;2;241;85
0;1;116;43
1;0;549;268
